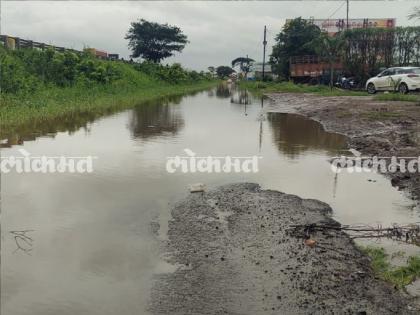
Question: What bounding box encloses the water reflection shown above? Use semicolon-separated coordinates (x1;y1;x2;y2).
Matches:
0;112;98;148
128;97;184;140
230;88;251;105
215;84;231;98
1;93;200;148
268;112;347;158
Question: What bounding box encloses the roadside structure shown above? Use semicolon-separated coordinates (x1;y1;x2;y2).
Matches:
306;18;396;35
247;62;277;80
287;18;396;83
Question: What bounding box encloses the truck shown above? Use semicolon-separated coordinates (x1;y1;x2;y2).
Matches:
289;55;343;84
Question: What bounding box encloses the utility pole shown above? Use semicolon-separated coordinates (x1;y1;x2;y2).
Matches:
346;0;349;30
246;54;249;80
262;25;267;81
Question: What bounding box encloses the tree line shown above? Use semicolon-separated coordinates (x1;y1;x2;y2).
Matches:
269;17;420;84
0;19;215;95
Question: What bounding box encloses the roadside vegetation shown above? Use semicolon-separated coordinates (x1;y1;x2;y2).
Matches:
0;20;216;132
361;246;420;289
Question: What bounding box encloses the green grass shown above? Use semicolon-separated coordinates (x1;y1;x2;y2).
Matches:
0;80;217;137
0;47;218;137
360;246;420;289
374;93;420;103
239;81;367;96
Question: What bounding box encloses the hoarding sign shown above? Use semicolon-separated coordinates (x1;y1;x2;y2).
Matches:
286;18;396;34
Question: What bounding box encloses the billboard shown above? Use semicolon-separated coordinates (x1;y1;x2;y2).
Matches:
286;18;396;34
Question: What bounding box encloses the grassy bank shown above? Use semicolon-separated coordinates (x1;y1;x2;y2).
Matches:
239;81;367;96
361;246;420;289
374;93;420;103
0;47;217;136
0;80;216;136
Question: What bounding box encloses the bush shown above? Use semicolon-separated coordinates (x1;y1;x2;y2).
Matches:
0;50;40;93
0;47;211;95
134;61;208;84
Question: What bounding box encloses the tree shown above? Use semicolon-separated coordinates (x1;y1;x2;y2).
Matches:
342;28;396;82
308;32;346;89
125;19;188;62
208;66;216;78
270;17;321;78
216;66;234;79
231;57;254;79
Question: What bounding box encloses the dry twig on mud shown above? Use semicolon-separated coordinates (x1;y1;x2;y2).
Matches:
288;223;420;247
10;230;35;255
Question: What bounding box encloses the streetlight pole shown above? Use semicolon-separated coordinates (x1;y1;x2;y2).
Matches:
346;0;349;30
262;25;267;81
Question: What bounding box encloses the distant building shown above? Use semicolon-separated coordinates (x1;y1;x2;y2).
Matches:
247;62;277;80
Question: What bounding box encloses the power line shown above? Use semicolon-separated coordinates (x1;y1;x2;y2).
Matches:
325;0;347;21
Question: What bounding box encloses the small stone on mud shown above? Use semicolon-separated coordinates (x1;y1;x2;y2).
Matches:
304;239;316;247
189;183;205;193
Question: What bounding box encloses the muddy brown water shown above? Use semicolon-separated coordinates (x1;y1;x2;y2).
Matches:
1;84;419;315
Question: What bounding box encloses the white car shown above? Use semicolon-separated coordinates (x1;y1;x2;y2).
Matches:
366;67;420;94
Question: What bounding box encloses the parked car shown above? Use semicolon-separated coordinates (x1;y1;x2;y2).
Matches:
366;67;420;94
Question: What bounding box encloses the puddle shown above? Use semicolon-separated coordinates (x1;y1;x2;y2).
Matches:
1;84;419;314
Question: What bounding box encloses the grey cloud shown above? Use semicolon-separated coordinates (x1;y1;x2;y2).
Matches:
3;1;417;70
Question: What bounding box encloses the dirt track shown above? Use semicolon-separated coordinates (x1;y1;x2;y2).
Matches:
265;93;420;201
150;183;417;314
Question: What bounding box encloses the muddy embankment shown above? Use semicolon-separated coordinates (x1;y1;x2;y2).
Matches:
150;184;417;314
265;93;420;201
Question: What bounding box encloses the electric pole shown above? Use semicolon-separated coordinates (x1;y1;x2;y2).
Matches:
346;0;349;30
262;25;267;81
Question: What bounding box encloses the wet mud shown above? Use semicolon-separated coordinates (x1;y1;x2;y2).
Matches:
150;183;417;314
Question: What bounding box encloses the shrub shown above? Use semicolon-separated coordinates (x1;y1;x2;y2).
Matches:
0;47;211;96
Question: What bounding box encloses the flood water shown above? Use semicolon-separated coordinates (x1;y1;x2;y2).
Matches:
1;84;419;315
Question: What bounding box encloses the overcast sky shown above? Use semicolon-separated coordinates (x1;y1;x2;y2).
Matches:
2;1;419;70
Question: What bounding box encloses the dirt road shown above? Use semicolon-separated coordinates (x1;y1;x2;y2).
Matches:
265;93;420;201
150;183;416;314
